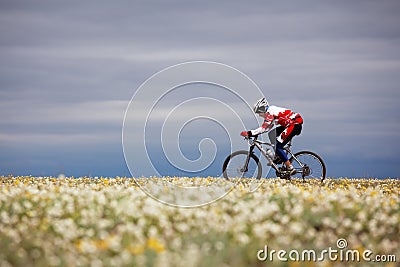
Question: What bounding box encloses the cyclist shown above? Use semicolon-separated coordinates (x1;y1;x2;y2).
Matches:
240;97;303;175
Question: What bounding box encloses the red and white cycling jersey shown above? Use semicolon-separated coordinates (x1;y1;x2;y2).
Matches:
250;105;303;136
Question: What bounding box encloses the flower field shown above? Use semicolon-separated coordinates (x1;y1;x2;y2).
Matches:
0;176;399;267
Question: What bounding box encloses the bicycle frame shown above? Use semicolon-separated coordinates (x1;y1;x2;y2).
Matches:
244;135;306;176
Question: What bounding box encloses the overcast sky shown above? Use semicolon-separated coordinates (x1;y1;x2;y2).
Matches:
0;0;399;178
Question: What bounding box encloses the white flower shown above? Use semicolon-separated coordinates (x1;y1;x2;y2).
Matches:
289;222;303;235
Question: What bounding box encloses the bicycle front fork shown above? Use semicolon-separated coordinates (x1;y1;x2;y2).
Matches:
242;145;256;172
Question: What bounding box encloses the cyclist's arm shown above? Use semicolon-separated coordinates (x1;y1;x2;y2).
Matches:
250;114;274;135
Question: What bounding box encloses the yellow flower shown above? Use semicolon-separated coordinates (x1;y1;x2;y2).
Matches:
354;245;365;255
370;191;378;197
128;244;145;255
95;239;109;250
75;239;83;252
147;238;165;253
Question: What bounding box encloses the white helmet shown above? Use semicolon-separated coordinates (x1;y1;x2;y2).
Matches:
253;97;269;113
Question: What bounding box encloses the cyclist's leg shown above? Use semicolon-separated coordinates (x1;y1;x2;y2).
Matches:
275;126;285;136
276;124;302;172
292;123;302;137
276;124;295;161
269;126;284;146
279;123;302;147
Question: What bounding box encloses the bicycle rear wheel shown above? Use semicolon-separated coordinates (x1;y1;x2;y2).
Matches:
222;150;262;180
289;151;326;181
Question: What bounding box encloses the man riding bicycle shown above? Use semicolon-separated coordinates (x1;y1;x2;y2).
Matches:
240;98;303;176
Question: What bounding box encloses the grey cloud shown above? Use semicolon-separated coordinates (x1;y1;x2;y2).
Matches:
1;0;399;177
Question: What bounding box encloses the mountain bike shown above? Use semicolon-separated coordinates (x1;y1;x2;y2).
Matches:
222;134;326;181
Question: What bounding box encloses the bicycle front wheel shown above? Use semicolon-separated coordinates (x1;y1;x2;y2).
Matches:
222;150;262;180
289;151;326;181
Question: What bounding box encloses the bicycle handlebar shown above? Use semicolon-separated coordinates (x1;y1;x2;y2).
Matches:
244;134;259;140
